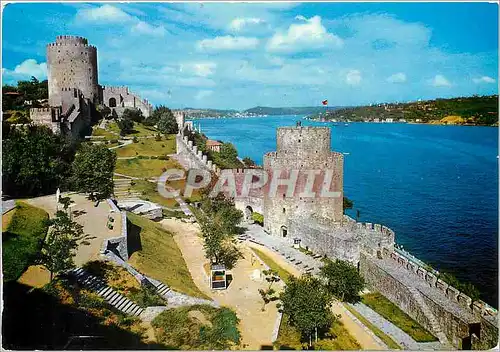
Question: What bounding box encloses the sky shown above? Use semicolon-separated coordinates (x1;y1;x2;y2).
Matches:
2;2;498;110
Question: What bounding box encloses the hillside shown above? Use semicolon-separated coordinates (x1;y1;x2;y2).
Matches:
315;95;498;126
243;106;342;115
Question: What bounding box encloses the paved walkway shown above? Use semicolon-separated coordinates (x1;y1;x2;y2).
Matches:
351;302;420;350
109;139;132;150
245;241;386;350
161;218;281;350
2;199;15;214
242;224;452;350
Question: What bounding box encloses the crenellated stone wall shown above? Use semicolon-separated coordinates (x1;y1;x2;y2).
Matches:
360;249;498;349
175;134;220;174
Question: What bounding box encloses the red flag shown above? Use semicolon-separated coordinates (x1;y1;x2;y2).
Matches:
322;99;328;106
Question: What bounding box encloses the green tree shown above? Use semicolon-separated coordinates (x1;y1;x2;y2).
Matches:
71;144;116;201
116;116;134;136
122;108;144;123
279;275;335;346
220;143;238;160
97;105;111;120
343;196;353;213
242;157;256;167
258;269;281;311
198;195;243;269
5;110;31;124
39;209;89;281
155;106;179;134
2;125;75;198
319;259;365;303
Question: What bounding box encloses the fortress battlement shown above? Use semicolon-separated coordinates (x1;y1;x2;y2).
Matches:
30;107;53;113
47;42;96;50
384;248;498;325
54;35;88;44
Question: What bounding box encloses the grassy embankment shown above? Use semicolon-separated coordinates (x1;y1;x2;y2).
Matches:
362;292;437;342
2;201;49;282
115;158;181;179
126;212;209;299
108;121;158;137
152;304;241;349
115;134;176;158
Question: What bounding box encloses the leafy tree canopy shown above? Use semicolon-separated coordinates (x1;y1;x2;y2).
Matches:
2;125;75;198
280;275;334;344
122;108;144;123
116;115;134;136
319;259;365;303
71;143;117;201
154;106;178;134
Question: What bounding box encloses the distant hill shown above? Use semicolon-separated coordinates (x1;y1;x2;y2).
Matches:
317;95;498;126
243;106;342;115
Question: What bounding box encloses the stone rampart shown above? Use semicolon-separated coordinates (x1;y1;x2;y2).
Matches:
175;134;219;174
361;250;498;349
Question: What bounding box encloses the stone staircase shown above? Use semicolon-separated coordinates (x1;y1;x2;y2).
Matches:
113;178;141;201
68;267;144;317
408;287;449;345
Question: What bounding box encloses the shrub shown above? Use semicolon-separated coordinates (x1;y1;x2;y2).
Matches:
158;155;167;160
161;167;167;173
110;139;118;144
252;212;264;226
155;134;162;142
104;140;109;145
161;144;165;148
151;156;158;159
133;136;139;143
128;285;166;308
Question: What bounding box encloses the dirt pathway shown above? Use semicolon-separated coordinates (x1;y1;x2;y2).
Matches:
246;243;386;351
160;219;282;350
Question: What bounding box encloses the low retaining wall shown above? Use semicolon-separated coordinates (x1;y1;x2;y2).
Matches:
101;210;129;261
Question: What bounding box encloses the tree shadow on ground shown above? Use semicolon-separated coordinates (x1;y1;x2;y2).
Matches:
2;281;171;350
127;219;142;257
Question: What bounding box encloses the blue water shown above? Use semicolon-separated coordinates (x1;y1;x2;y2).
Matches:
193;115;499;306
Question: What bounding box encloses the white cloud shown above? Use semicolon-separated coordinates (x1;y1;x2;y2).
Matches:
267;15;343;52
75;4;133;23
195;90;213;100
345;69;362;85
229;17;265;31
197;36;259;51
2;59;48;81
430;74;451;87
473;76;496;84
75;5;165;37
131;21;166;37
387;72;407;83
180;62;217;77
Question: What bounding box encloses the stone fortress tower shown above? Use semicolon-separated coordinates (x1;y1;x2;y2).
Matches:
46;36;99;106
30;35;153;137
263;124;343;237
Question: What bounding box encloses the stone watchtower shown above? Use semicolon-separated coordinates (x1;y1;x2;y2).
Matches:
263;124;344;238
46;35;99;106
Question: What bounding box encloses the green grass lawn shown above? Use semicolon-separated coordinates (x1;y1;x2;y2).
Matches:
274;313;361;350
91;126;117;139
2;201;49;281
343;304;401;349
115;135;176;157
250;247;294;284
108;122;158;137
126;212;209;299
361;292;437;342
130;180;179;208
115;158;181;178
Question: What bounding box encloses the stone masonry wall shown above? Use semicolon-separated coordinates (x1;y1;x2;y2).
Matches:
47;36;99;106
101;86;152;118
360;251;498;349
175;134;220;174
263;126;343;237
